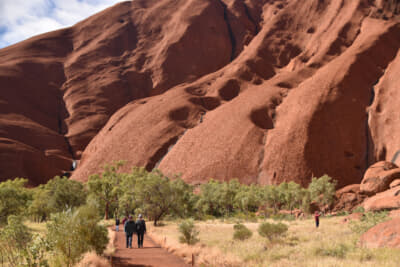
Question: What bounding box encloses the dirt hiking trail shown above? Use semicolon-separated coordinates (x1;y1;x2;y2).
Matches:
112;229;189;267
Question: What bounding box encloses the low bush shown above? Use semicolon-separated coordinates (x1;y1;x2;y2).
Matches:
233;223;252;240
258;222;288;241
352;206;365;213
313;243;349;258
46;205;108;266
0;179;31;225
0;216;50;267
178;219;199;245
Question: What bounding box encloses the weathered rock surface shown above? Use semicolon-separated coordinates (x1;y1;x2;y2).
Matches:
390;179;400;188
389;209;400;218
0;0;400;185
360;218;400;248
360;161;400;196
333;184;366;211
363;186;400;211
0;0;245;184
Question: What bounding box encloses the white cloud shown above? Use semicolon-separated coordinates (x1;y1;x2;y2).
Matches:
0;0;123;48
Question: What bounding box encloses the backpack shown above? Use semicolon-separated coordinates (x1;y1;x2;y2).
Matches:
136;221;142;231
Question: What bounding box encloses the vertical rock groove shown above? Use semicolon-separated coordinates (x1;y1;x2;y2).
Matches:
218;0;237;61
243;1;260;34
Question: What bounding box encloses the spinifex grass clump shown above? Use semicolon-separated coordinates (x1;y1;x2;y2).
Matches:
178;219;199;245
258;222;288;242
233;223;252;240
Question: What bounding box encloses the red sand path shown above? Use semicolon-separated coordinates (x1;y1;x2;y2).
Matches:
112;230;188;267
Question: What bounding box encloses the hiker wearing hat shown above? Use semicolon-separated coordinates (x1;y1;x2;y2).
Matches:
124;215;136;248
136;214;147;248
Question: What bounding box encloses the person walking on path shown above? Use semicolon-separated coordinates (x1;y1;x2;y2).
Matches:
136;214;147;248
314;211;320;228
115;217;120;232
124;215;136;248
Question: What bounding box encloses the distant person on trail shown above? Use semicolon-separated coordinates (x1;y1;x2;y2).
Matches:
314;211;320;228
136;214;147;248
115;217;120;232
124;215;136;248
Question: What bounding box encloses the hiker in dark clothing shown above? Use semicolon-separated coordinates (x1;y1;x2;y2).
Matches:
124;215;136;248
315;211;320;228
136;214;147;248
115;217;120;232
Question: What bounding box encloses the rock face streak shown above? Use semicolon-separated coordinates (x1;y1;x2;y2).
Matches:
0;0;399;186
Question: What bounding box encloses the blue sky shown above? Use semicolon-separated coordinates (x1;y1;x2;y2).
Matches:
0;0;123;48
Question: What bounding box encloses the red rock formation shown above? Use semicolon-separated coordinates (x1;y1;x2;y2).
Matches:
390;179;400;188
360;161;400;195
0;0;400;186
333;184;366;211
363;186;400;211
360;218;400;248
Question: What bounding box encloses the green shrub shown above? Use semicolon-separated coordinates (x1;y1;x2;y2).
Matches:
0;215;32;265
233;223;252;240
0;216;50;267
352;206;365;213
313;243;349;258
308;175;337;209
258;222;288;241
349;211;388;234
133;170;194;226
29;176;86;222
46;205;108;266
0;178;32;224
178;219;199;245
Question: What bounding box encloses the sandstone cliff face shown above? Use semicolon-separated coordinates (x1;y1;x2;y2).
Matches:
0;0;399;186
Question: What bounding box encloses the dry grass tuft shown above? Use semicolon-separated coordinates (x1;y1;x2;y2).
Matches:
74;252;110;267
103;227;116;257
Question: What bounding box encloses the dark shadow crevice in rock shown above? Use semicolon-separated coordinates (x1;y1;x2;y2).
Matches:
250;107;274;130
218;0;236;61
218;79;240;101
146;136;180;171
189;97;221;111
243;1;260;34
169;107;190;121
